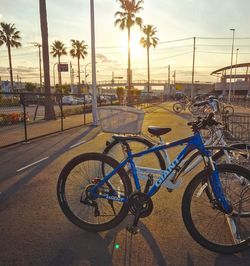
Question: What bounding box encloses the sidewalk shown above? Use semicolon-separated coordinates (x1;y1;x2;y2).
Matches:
0;112;94;148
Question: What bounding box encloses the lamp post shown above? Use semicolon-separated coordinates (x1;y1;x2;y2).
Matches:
228;28;235;103
233;48;239;96
90;0;98;125
53;62;58;89
84;62;91;84
30;42;43;92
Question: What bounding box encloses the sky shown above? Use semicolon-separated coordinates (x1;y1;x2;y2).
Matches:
1;0;250;86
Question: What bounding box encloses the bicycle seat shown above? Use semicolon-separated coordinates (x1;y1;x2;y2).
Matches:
148;126;171;136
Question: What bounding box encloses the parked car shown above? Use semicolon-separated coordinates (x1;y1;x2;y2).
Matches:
97;95;107;103
62;96;78;105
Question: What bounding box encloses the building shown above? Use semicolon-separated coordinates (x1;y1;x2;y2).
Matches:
211;63;250;96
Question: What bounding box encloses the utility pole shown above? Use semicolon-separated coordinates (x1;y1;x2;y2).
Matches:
173;70;176;85
191;37;196;99
168;64;170;95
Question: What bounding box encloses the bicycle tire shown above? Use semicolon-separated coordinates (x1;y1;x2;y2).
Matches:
182;164;250;254
103;136;166;170
222;105;234;116
173;102;184;113
57;153;132;232
188;104;199;115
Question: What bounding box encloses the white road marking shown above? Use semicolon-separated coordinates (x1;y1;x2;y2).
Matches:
69;140;86;149
16;157;49;173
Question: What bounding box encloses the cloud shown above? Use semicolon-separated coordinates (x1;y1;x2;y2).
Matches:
14;66;38;73
0;14;3;22
96;53;116;64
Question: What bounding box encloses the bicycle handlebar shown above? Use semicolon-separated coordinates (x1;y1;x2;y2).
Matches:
187;113;220;132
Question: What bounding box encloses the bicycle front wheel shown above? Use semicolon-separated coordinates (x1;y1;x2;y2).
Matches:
182;164;250;254
212;143;250;170
57;153;132;232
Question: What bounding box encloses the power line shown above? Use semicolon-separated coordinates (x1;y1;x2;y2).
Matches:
197;37;250;40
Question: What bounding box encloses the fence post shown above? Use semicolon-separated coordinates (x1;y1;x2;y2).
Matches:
60;93;64;131
83;94;86;125
21;93;28;142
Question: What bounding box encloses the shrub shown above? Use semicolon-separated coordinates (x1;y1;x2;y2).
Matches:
0;112;29;126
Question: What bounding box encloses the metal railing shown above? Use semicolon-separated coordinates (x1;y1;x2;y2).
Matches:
230;95;250;109
0;92;164;148
224;113;250;141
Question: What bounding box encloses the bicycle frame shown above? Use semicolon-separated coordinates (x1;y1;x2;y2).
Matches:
137;126;231;184
91;132;232;213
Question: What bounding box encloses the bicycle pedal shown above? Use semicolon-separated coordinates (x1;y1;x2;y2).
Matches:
126;225;140;235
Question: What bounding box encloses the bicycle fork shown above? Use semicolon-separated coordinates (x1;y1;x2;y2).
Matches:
207;157;232;214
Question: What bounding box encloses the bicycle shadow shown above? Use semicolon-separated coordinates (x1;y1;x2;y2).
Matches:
214;250;250;266
48;219;167;266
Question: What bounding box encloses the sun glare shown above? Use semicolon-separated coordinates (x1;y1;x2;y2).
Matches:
120;34;144;61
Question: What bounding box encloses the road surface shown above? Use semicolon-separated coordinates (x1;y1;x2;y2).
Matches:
0;103;250;265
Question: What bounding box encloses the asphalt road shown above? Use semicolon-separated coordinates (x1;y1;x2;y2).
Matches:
1;103;250;266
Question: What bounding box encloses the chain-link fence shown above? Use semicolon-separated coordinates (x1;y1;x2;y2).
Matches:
0;92;164;148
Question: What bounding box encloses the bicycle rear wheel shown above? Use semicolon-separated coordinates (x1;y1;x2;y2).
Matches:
103;136;166;192
182;164;250;254
57;153;132;232
222;105;234;116
173;103;184;113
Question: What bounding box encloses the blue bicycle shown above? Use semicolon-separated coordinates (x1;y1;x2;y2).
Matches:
57;113;250;254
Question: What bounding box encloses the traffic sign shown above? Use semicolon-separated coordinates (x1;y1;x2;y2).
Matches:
58;64;68;72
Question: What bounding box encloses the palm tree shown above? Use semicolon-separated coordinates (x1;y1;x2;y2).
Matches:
140;24;159;97
0;22;21;91
39;0;56;120
115;0;143;91
70;40;88;92
50;40;67;86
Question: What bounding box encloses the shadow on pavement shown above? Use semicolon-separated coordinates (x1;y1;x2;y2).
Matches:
214;250;250;266
47;220;167;266
0;126;101;205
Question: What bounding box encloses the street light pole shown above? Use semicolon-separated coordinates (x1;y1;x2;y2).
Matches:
191;37;196;98
233;48;239;96
229;28;235;103
53;62;58;89
31;42;43;92
90;0;98;125
84;62;91;84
